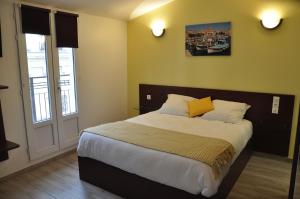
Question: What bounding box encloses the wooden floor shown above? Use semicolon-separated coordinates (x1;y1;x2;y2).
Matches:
0;152;293;199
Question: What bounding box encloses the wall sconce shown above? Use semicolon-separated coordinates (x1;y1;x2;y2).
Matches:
151;20;165;37
260;10;282;30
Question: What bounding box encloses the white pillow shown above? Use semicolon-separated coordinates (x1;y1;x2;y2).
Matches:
201;100;250;123
158;94;196;117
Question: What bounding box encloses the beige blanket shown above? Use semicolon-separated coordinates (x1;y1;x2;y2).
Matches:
84;121;235;178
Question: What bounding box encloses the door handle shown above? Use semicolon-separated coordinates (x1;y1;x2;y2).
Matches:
57;81;61;91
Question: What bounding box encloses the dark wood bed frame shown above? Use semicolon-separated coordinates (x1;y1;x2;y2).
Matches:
79;84;295;199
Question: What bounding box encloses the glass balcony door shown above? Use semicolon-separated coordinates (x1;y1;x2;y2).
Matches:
52;46;79;149
17;32;60;160
15;8;79;160
50;8;79;149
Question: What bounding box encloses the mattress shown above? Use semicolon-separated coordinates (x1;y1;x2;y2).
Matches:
77;111;252;197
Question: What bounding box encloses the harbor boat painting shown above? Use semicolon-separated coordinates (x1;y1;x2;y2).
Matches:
185;22;231;56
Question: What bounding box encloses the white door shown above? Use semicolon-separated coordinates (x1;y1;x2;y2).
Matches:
17;32;60;160
54;47;79;149
51;18;79;149
15;6;79;160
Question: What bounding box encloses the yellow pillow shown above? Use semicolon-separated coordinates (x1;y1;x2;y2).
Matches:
188;97;214;117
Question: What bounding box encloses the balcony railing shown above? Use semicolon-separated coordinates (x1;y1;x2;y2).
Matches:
29;76;51;123
29;74;75;123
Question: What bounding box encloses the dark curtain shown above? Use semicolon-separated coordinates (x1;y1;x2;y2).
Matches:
21;5;51;35
55;12;79;48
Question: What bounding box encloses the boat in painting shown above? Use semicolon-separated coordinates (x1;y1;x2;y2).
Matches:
207;39;230;54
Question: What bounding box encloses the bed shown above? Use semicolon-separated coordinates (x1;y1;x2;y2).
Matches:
78;84;294;199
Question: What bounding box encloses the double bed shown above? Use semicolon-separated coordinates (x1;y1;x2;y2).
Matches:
78;84;294;199
78;111;252;197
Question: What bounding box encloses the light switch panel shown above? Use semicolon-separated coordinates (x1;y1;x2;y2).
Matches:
146;95;151;100
272;96;280;114
272;107;279;114
273;96;280;106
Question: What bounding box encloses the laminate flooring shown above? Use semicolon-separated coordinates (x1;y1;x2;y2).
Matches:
0;152;293;199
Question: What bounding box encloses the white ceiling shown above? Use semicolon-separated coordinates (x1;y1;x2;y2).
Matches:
22;0;174;20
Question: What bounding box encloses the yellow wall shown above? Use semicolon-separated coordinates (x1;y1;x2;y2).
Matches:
127;0;300;158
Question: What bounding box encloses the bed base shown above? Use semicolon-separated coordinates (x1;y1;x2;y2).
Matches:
78;140;252;199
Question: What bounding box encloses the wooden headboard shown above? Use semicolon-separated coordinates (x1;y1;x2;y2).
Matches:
139;84;295;156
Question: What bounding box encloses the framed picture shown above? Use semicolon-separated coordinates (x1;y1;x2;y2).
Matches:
0;21;2;57
185;22;231;56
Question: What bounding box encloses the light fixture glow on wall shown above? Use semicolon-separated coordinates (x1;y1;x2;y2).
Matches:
260;10;282;30
151;20;165;37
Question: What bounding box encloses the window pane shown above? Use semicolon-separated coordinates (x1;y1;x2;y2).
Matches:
25;34;52;123
58;48;77;116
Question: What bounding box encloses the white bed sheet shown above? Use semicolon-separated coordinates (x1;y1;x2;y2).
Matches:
77;111;252;197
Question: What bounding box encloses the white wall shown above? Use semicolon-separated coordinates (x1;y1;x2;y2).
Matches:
77;14;128;130
0;0;30;178
0;0;127;178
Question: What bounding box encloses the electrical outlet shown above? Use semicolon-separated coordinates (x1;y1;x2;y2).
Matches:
272;96;280;114
146;95;151;100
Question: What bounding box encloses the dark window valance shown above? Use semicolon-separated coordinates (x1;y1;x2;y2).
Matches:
21;5;51;35
55;12;79;48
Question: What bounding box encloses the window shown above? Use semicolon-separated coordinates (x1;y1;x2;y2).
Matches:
58;48;77;116
25;34;51;123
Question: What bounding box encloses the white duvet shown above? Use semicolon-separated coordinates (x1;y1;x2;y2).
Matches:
77;111;252;197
